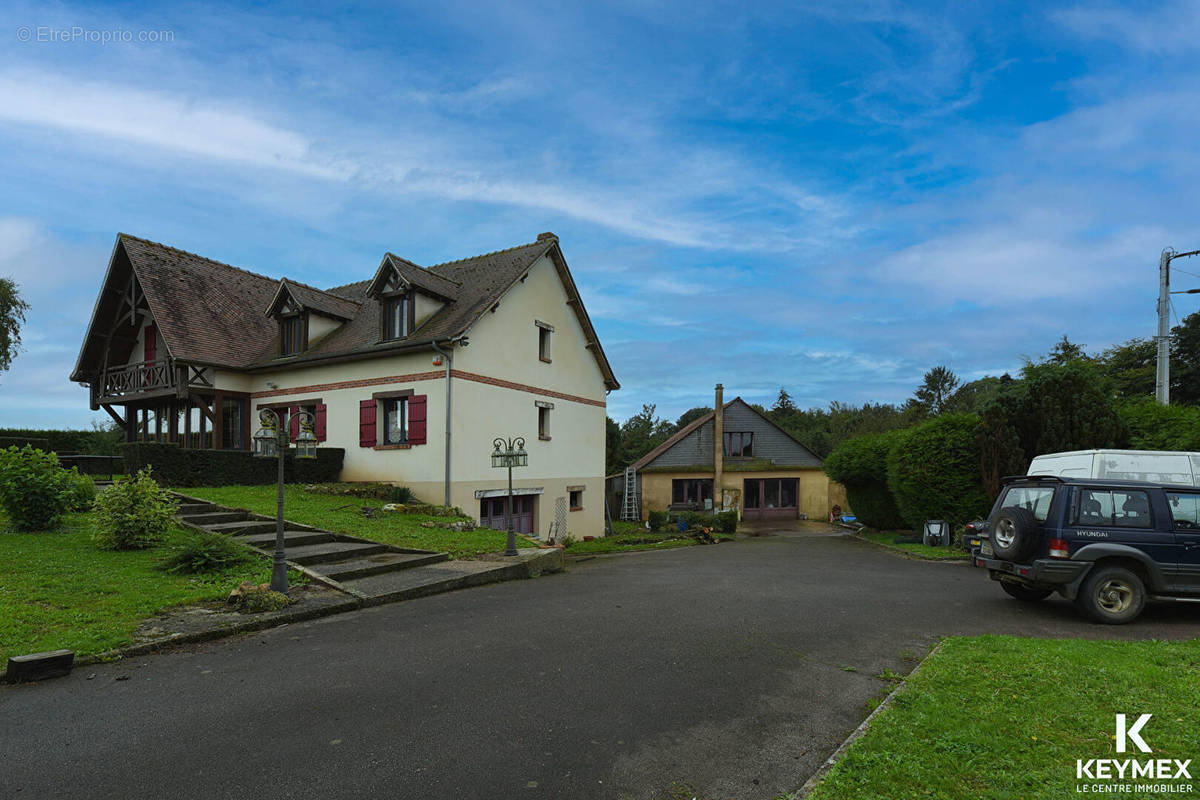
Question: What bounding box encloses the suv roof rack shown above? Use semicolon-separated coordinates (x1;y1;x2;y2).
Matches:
1000;475;1064;485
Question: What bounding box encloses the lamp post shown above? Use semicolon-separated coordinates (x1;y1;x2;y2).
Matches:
490;436;527;557
253;408;319;594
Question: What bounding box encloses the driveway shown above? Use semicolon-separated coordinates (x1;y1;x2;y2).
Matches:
3;524;1196;800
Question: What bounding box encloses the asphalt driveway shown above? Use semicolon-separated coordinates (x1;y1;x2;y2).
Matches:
4;524;1197;800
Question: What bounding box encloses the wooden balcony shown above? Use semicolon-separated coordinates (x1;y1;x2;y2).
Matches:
92;359;177;404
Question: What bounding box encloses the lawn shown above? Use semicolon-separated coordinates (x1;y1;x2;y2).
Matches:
0;510;286;665
563;519;735;555
178;485;538;559
856;530;968;561
807;635;1200;800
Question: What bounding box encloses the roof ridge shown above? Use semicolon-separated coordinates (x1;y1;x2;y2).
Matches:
384;252;462;286
280;277;362;305
427;238;551;270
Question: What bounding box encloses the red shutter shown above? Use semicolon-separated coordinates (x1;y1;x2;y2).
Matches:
315;404;327;442
144;324;156;363
359;399;376;447
409;395;427;445
289;406;300;439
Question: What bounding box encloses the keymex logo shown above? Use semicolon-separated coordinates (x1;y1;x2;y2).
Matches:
1075;714;1194;787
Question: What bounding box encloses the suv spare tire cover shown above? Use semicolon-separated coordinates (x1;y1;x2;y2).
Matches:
991;506;1039;562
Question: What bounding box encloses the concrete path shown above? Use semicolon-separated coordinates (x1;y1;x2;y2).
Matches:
4;522;1196;800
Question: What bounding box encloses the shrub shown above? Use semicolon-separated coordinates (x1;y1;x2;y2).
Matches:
160;530;254;573
64;469;96;511
1117;400;1200;451
0;445;74;531
714;510;738;534
93;468;178;550
228;582;290;613
388;485;418;504
647;510;668;530
886;414;990;530
824;430;909;529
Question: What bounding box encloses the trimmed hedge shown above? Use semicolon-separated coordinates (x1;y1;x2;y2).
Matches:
0;427;122;455
823;430;908;529
122;442;344;487
886;413;990;530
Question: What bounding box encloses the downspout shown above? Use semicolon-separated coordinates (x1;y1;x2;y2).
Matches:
430;339;460;508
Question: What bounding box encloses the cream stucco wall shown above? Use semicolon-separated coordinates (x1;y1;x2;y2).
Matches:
228;251;610;538
640;469;844;522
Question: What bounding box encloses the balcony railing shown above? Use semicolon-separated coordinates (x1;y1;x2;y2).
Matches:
98;359;176;400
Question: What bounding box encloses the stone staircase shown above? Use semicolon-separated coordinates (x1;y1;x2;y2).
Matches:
172;494;563;605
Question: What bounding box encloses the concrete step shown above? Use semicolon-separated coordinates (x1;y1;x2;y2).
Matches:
202;520;279;536
179;511;249;526
177;502;217;515
241;531;337;549
283;541;388;566
339;561;511;602
319;551;448;581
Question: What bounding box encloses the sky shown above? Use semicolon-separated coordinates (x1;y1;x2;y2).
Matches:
0;0;1198;428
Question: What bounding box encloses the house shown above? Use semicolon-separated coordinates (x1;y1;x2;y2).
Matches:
70;232;619;537
610;385;846;521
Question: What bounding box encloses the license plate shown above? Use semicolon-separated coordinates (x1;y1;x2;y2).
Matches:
981;542;994;557
968;538;981;548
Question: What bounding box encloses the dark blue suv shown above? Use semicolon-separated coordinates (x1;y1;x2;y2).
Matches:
974;476;1200;623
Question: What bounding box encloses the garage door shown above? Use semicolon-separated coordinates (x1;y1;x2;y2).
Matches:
743;478;799;520
480;496;535;534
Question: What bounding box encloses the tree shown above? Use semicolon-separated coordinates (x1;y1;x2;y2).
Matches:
1170;312;1200;406
772;388;797;414
0;277;29;376
605;416;622;475
946;376;1002;415
1046;334;1088;365
674;406;712;431
1098;337;1156;401
615;404;674;471
911;366;960;417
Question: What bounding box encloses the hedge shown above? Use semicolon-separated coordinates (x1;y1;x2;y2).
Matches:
0;427;123;455
823;430;908;529
886;413;990;530
1118;400;1200;451
122;442;344;487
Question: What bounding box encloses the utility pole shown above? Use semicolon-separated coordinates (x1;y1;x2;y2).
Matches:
1155;247;1200;406
1156;248;1172;405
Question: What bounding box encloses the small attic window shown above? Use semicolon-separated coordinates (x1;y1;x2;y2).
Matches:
280;314;307;355
383;294;413;340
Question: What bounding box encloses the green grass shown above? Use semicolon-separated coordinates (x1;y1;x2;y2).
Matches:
808;635;1200;800
564;519;736;555
0;510;287;664
178;485;538;559
857;530;969;560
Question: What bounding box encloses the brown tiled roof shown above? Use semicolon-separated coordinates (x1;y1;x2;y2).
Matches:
73;233;619;390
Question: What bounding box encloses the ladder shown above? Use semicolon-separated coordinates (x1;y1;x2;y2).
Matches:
621;467;640;521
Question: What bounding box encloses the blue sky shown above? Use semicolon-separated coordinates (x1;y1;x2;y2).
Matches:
0;0;1197;428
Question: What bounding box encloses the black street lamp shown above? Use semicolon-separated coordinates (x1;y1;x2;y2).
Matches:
253;408;318;594
491;436;527;557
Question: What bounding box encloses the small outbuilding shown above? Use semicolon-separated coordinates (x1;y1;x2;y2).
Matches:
609;385;847;522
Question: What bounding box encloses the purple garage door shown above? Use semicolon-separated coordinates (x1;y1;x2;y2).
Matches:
480;496;535;534
743;478;799;520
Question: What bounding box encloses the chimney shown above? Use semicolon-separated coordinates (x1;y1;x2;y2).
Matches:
713;383;724;510
537;232;557;242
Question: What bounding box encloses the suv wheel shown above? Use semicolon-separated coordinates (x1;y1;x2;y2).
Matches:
1075;566;1146;624
1000;582;1053;602
991;506;1039;562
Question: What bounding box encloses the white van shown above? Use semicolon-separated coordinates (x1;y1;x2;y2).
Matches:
1026;449;1200;486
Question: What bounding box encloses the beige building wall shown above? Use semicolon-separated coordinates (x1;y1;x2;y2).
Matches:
640;469;845;522
225;250;609;539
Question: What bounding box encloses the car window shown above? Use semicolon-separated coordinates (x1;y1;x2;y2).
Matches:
1075;489;1153;528
1166;492;1200;530
1000;486;1056;522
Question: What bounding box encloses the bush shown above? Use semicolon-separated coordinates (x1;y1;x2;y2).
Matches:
64;469;96;511
388;485;418;504
121;442;343;487
228;581;290;613
886;414;990;530
0;446;74;531
93;468;178;550
647;510;668;531
670;510;737;536
1118;400;1200;451
824;430;909;529
160;530;254;573
714;510;738;534
0;426;123;455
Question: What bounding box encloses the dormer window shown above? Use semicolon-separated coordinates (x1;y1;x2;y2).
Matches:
383;294;412;340
280;314;306;356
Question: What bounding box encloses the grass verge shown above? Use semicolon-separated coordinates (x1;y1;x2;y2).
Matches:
178;485;538;559
807;635;1200;800
564;520;735;555
856;530;968;561
0;510;294;664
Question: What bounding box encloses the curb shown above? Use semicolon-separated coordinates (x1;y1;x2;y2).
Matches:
848;533;969;563
794;641;945;799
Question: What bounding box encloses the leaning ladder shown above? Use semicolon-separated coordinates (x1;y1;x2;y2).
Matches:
621;467;640;521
